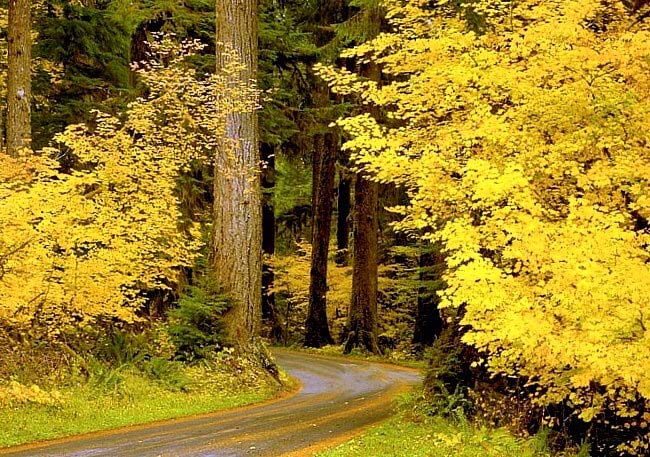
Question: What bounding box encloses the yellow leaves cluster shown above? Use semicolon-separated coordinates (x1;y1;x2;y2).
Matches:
324;0;650;450
0;380;63;407
0;37;256;335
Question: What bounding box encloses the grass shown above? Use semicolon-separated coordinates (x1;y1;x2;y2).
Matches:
318;416;553;457
317;394;563;457
0;364;284;448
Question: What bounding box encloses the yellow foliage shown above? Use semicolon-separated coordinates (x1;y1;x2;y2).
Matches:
0;37;256;334
271;243;352;332
271;244;417;346
321;0;650;452
0;380;63;407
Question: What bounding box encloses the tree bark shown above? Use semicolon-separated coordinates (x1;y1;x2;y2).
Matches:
335;168;351;265
261;142;284;342
213;0;261;348
7;0;31;157
344;174;380;354
304;130;337;347
344;60;381;354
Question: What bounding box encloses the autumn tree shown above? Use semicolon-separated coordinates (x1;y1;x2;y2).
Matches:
6;0;30;156
320;0;650;453
0;38;253;336
342;2;385;355
213;0;262;349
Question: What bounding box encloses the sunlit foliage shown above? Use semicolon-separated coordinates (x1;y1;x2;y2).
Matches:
0;37;256;337
319;0;650;453
272;244;419;349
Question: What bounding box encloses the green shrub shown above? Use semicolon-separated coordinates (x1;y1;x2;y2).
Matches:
94;329;148;367
88;359;126;395
140;357;189;391
423;324;476;418
166;278;232;361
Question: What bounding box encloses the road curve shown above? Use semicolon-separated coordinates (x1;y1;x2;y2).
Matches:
0;350;421;457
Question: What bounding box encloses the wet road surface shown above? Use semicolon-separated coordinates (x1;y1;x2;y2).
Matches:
0;350;421;457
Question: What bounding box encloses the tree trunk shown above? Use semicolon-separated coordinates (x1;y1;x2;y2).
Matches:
304;130;337;347
344;60;381;354
335;168;351;265
412;244;444;348
7;0;31;157
213;0;261;348
261;142;284;342
344;174;380;354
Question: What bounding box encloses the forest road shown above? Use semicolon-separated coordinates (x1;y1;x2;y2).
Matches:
0;349;422;457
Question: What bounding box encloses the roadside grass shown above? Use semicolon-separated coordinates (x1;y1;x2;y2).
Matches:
318;394;575;457
0;364;284;448
318;415;553;457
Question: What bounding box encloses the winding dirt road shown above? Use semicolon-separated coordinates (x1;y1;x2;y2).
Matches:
1;350;421;457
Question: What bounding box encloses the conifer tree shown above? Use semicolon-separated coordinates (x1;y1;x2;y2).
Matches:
6;0;30;156
0;5;6;151
213;0;262;348
341;0;384;354
344;59;381;354
303;0;348;348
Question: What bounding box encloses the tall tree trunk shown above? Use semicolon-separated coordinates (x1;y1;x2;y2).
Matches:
261;142;283;342
302;0;349;348
344;174;380;354
335;168;351;265
213;0;261;348
344;61;381;354
7;0;31;157
304;129;337;347
0;98;4;152
412;244;444;348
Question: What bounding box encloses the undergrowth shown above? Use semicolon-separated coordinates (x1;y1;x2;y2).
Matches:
0;363;280;448
318;393;577;457
0;266;283;448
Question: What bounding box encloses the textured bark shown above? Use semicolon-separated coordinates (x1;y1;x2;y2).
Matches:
335;169;351;265
213;0;261;347
303;0;352;347
344;174;380;354
344;61;381;354
261;142;283;342
0;99;4;152
7;0;31;156
412;246;444;347
304;131;337;347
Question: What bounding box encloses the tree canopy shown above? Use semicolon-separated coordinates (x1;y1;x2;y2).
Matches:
319;0;650;453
